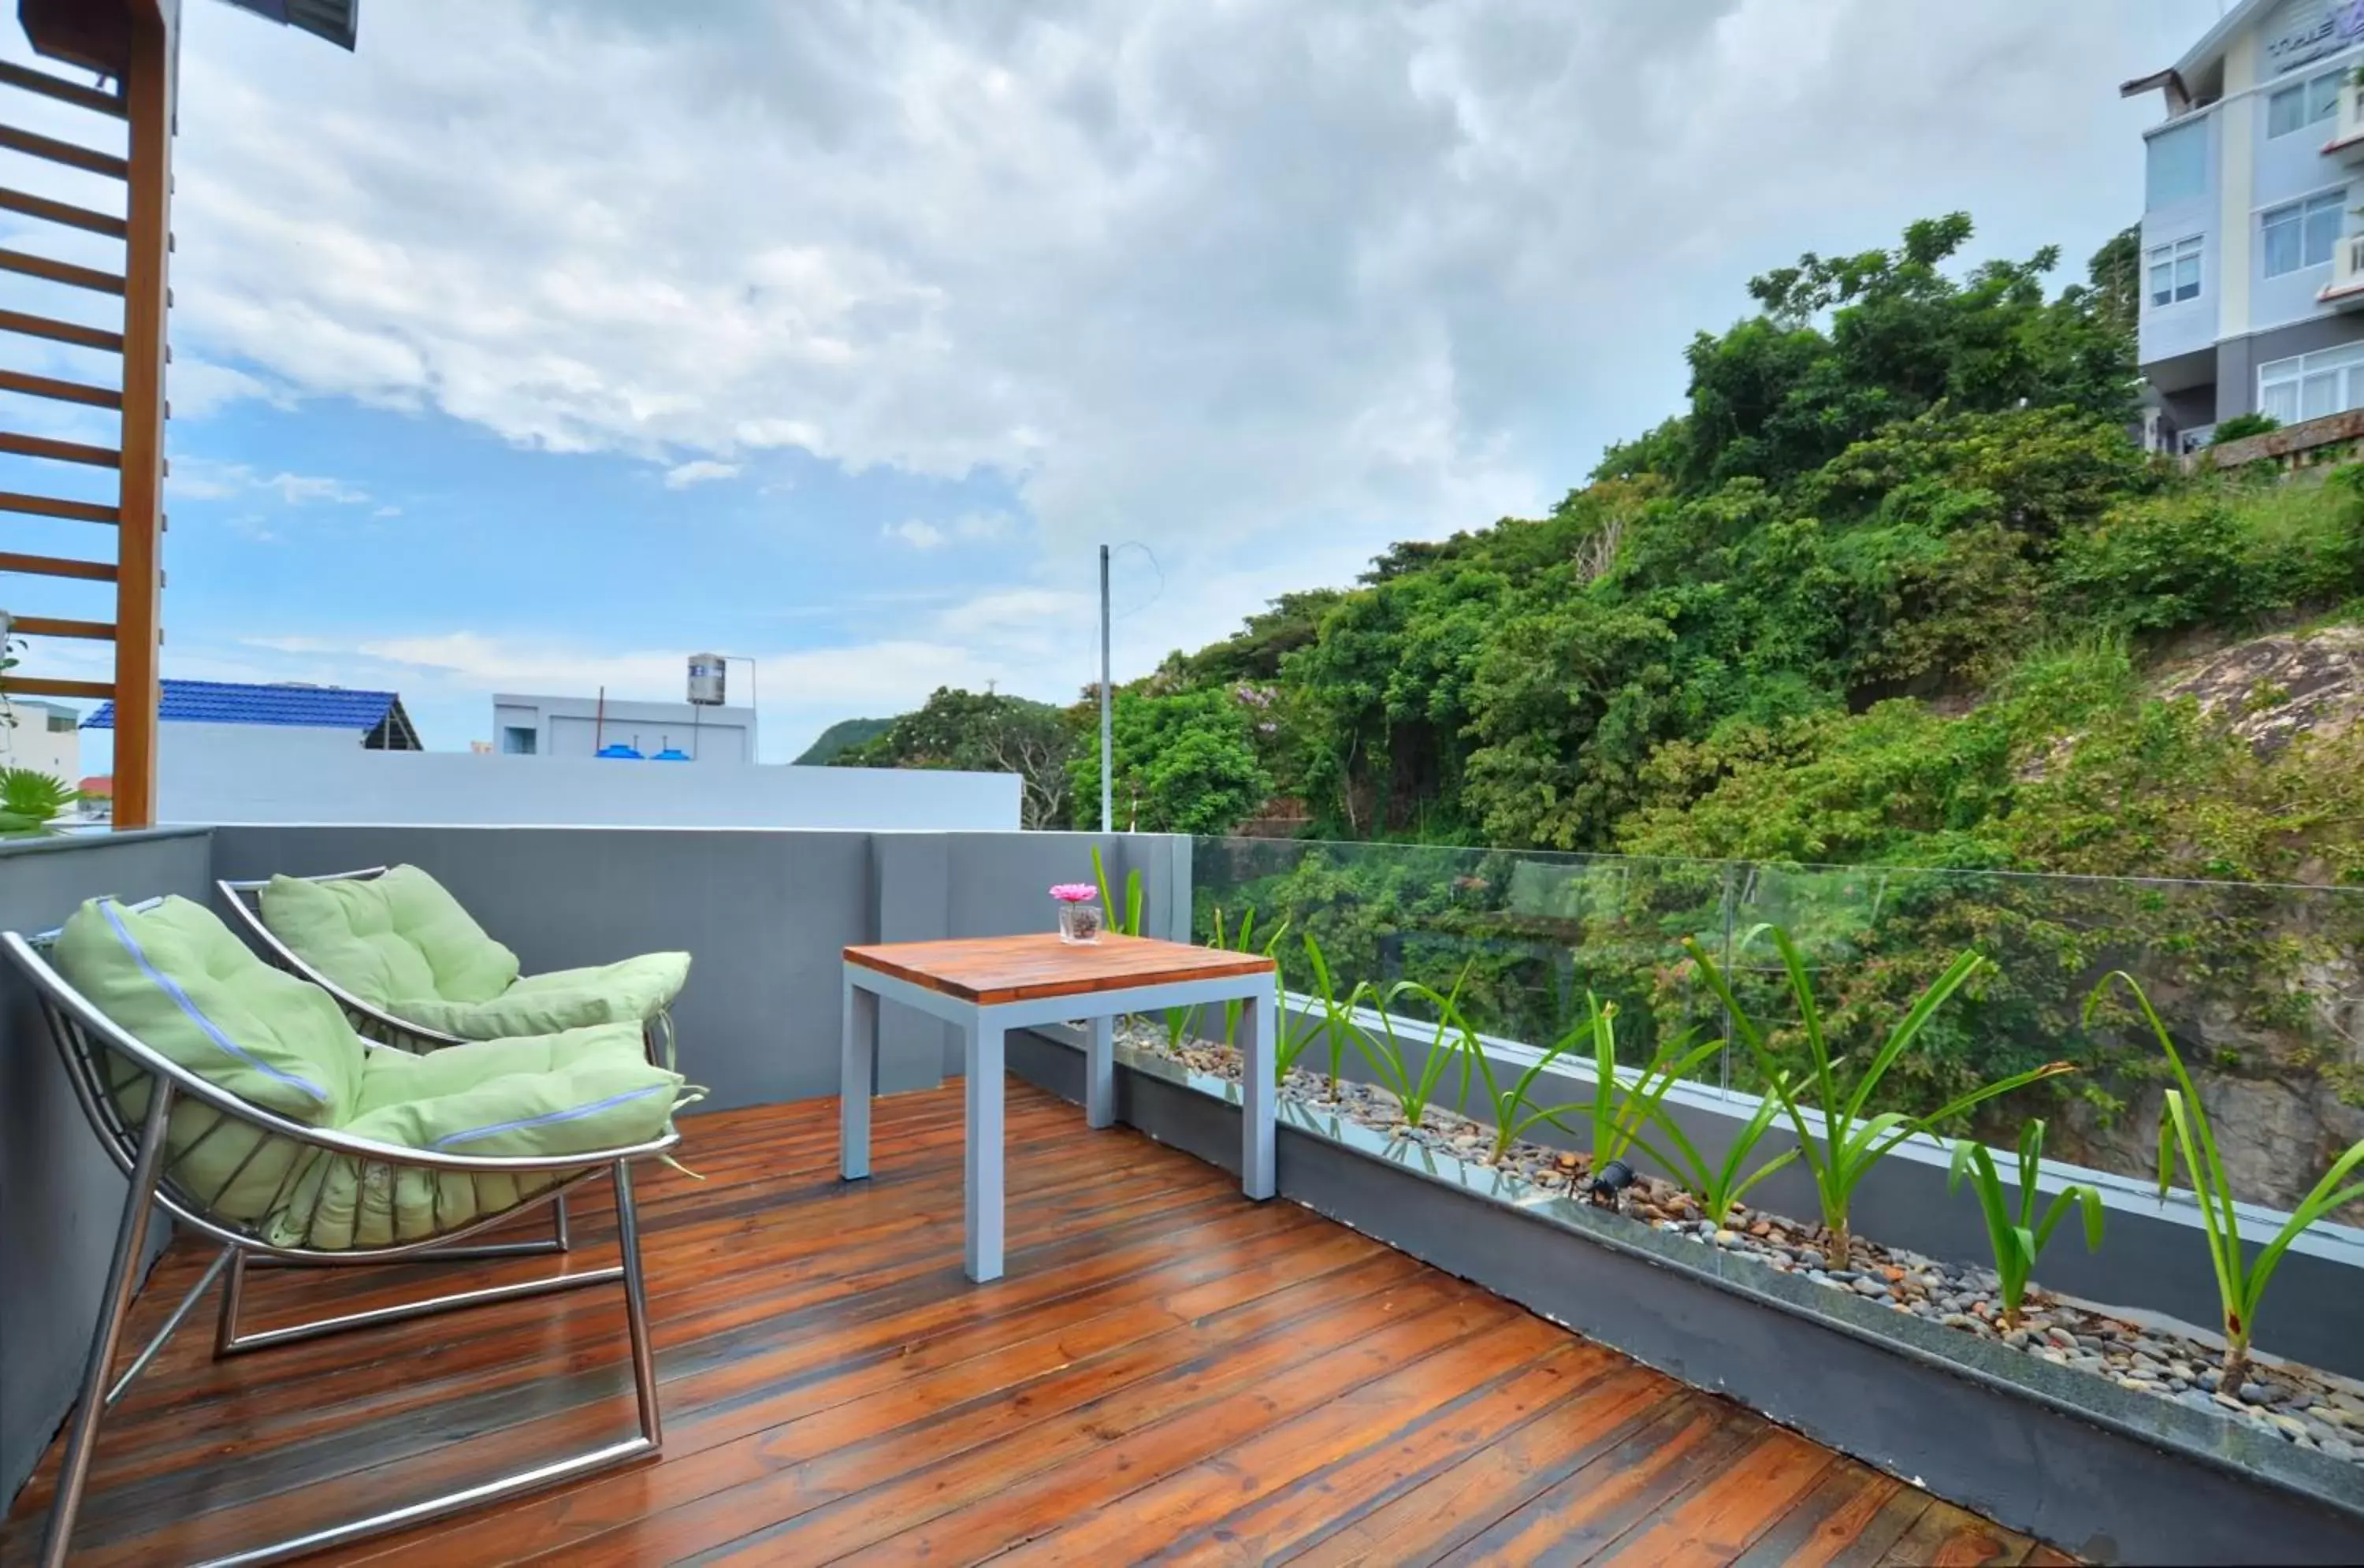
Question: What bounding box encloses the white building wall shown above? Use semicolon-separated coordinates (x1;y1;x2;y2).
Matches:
154;723;1018;830
0;700;78;784
2141;111;2222;366
492;693;755;763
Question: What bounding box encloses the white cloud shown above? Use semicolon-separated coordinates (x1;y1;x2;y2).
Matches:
662;459;741;489
882;511;1013;550
883;519;946;550
169;456;370;507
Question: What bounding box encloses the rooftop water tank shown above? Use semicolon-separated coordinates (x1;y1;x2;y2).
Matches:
652;747;691;761
687;654;727;707
596;743;645;760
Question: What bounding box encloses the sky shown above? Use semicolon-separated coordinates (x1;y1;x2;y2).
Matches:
0;0;2223;764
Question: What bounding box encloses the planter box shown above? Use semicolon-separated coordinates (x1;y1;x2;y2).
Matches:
1007;1029;2364;1566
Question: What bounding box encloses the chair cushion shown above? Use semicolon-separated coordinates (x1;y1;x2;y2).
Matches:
57;895;363;1124
56;897;369;1229
277;1041;685;1250
259;866;519;1010
351;1021;654;1116
388;952;692;1040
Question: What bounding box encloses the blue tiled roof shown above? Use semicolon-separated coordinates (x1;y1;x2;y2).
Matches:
84;679;402;732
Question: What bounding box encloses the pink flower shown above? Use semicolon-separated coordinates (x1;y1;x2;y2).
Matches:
1049;883;1099;903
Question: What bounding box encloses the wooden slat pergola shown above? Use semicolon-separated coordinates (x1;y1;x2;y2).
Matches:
1;0;352;827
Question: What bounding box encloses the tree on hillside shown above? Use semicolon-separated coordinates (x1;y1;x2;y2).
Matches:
1680;212;2137;488
1067;686;1271;835
836;686;1076;829
2085;223;2141;342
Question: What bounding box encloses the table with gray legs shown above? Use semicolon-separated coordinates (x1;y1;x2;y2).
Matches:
839;933;1280;1283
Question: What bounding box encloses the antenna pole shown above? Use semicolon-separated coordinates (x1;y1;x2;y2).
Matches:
1099;544;1113;833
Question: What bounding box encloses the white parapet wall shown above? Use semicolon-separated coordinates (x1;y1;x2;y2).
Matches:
154;723;1020;829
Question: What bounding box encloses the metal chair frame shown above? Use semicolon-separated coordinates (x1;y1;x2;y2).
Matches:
6;908;678;1568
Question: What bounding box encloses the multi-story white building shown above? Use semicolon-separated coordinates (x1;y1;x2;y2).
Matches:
2129;0;2364;448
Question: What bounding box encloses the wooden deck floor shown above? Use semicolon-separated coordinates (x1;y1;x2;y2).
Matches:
4;1080;2068;1566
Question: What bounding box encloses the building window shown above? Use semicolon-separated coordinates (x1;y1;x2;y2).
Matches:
2146;120;2209;210
2147;236;2202;306
2267;69;2346;138
2262;191;2345;277
2259;341;2364;426
501;726;538;755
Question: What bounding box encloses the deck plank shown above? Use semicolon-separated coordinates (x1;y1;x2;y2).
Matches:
0;1079;2061;1567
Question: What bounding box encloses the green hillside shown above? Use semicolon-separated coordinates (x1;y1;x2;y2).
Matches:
793;717;893;766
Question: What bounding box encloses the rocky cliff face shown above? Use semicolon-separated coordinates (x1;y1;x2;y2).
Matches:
2154;624;2364;758
2049;623;2364;1216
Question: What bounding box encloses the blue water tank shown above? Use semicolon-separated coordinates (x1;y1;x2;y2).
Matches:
596;743;645;760
652;748;691;761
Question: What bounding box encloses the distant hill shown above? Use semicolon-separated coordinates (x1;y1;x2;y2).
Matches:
794;717;894;765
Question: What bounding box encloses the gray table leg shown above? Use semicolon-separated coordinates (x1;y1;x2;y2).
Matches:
965;1013;1006;1282
1240;989;1275;1199
1085;1013;1115;1129
840;974;878;1181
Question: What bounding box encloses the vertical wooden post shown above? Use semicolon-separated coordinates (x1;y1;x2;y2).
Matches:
111;2;173;830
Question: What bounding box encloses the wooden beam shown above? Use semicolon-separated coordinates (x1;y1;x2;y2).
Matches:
0;124;128;180
0;368;122;409
12;614;114;641
0;490;117;523
0;549;117;581
0;307;123;352
0;431;120;467
0;61;128;118
3;675;113;700
0;186;127;240
0;247;125;295
111;5;173;831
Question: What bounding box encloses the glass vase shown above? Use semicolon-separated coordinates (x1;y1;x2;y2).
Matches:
1057;900;1104;944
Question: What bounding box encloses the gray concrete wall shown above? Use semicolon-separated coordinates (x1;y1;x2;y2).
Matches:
0;828;214;1505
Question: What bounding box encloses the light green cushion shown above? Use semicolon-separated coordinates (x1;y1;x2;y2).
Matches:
259;866;519;1010
260;866;687;1042
58;896;363;1121
389;952;691;1040
55;897;366;1227
277;1048;685;1250
351;1022;652;1115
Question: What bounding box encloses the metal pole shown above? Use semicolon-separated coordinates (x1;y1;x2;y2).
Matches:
1099;544;1113;832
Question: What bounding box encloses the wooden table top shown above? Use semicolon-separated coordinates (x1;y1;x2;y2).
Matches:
843;932;1275;1006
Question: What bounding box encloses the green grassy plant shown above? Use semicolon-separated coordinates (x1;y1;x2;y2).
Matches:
0;767;79;838
1567;994;1720;1175
2089;970;2364;1386
1637;1082;1802;1228
1209;905;1292;1050
1354;968;1474;1129
1459;1013;1589;1166
1947;1120;2103;1331
1295;933;1373;1098
1686;924;2074;1269
1559;997;1802;1221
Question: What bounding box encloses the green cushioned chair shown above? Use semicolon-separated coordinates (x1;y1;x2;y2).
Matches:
220;864;689;1060
6;895;690;1565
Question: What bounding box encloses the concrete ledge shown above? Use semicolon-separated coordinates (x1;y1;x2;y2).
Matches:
1006;1030;2364;1566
